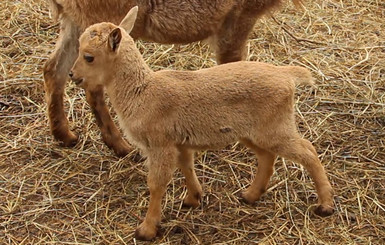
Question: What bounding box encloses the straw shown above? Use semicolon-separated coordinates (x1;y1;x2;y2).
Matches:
0;0;384;244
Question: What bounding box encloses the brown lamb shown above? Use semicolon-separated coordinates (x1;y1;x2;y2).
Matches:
44;0;302;156
70;7;334;241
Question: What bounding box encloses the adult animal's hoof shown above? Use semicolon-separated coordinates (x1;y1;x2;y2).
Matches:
57;130;79;147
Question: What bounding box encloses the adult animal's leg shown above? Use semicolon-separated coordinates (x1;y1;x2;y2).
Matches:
85;87;131;157
211;10;258;64
43;17;80;146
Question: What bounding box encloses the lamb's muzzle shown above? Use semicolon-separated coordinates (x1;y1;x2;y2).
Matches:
69;71;83;86
72;6;334;241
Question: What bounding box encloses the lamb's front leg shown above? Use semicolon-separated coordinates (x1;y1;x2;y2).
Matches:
177;148;203;208
85;87;131;157
135;147;177;241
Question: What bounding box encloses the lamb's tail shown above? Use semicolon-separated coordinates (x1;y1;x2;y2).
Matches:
280;66;315;87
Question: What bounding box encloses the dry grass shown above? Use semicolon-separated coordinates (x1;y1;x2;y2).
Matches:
1;0;384;244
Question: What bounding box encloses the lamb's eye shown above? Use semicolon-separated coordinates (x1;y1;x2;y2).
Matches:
84;54;94;63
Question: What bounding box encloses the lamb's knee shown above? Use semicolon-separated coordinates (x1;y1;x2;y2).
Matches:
269;139;318;167
147;151;177;188
300;139;318;157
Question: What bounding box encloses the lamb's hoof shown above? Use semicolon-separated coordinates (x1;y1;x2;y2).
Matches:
182;192;202;209
313;205;334;217
134;223;160;241
58;131;79;147
240;191;258;205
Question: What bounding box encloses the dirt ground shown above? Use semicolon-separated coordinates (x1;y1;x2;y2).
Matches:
1;0;384;244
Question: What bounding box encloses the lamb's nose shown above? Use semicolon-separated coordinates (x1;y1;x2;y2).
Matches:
69;71;73;78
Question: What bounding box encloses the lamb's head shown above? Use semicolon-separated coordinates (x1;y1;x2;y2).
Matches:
70;6;138;90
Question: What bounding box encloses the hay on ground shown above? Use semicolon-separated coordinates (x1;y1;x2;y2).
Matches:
0;0;384;244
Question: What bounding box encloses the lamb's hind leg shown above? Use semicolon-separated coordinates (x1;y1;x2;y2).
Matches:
177;148;202;208
43;18;80;146
240;139;276;204
85;88;131;157
267;136;334;217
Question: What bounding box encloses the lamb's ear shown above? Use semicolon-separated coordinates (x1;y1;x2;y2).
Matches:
119;6;138;34
108;28;122;52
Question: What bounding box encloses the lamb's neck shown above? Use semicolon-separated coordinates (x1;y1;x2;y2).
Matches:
106;45;152;118
115;44;151;85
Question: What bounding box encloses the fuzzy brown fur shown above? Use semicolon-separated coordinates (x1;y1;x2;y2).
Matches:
70;8;334;241
43;0;301;156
